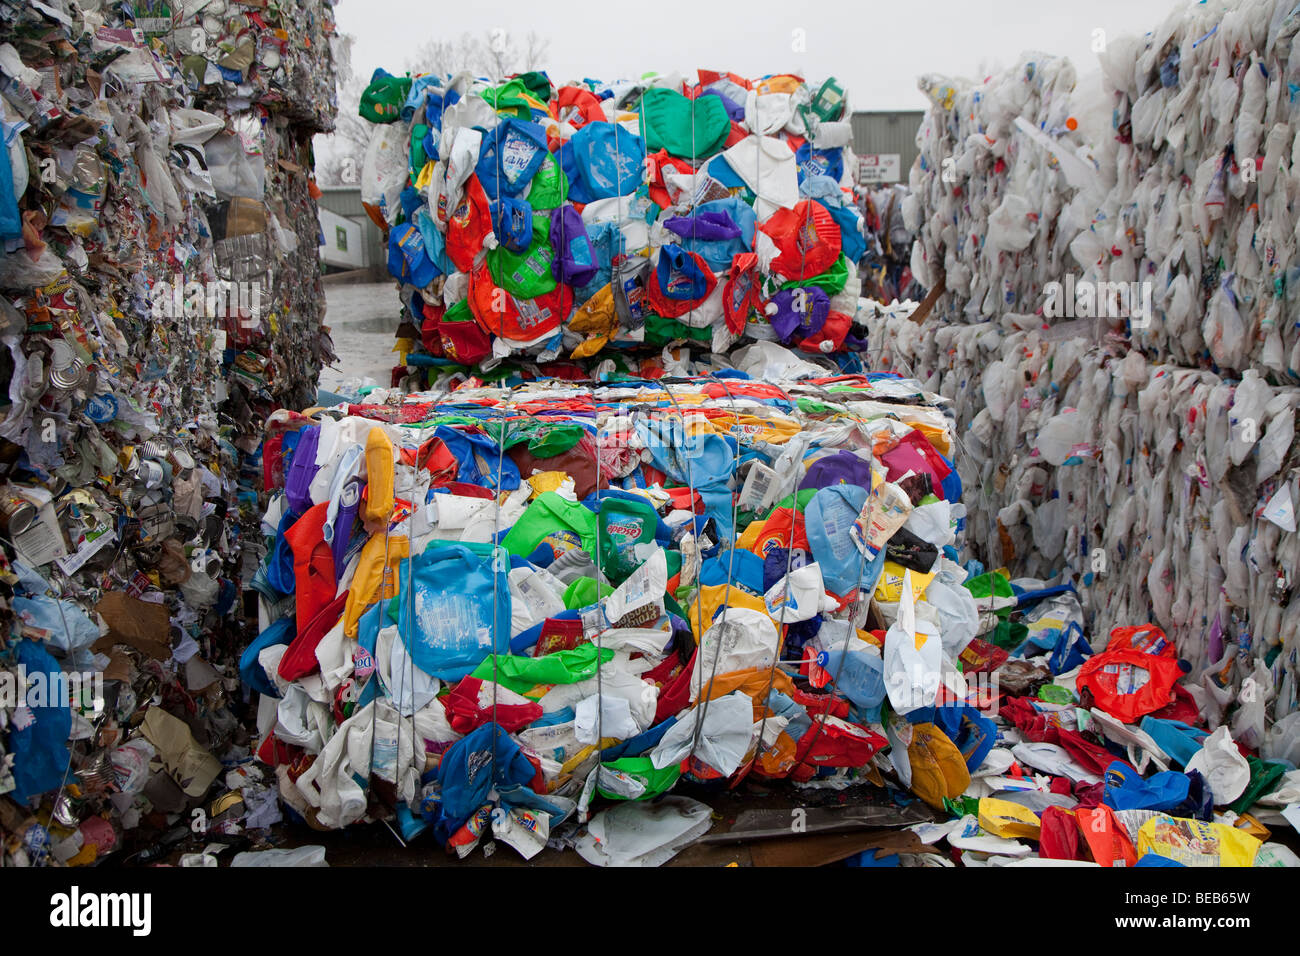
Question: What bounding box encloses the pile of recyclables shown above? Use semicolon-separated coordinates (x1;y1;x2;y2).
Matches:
242;43;1300;866
0;0;338;865
250;369;976;862
249;357;1300;866
891;0;1300;769
354;67;873;384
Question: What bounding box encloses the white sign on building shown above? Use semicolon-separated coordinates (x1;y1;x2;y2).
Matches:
318;207;365;269
858;153;902;184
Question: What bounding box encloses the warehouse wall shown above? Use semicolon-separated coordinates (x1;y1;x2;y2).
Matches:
318;186;386;274
850;110;924;184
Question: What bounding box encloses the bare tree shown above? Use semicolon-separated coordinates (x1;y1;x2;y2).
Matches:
406;29;550;80
315;33;370;186
405;36;483;77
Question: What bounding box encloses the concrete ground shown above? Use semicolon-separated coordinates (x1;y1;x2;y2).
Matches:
320;281;403;395
241;780;927;868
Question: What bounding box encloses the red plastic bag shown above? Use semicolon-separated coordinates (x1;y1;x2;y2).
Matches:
442;678;543;735
1077;647;1185;724
1039;805;1082;860
759;200;841;280
1106;624;1176;658
1076;804;1138;867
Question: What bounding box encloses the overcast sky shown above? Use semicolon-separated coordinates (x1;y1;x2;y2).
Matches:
332;0;1178;110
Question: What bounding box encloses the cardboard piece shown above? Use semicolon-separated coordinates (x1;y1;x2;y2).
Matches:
93;592;172;659
139;707;222;798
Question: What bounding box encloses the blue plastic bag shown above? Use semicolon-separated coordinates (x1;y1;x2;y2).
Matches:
396;543;511;681
9;640;72;802
1103;760;1190;811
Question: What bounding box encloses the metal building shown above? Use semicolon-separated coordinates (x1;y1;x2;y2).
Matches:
850;111;925;186
317;185;386;277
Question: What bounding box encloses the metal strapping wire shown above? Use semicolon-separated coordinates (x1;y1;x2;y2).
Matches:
646;379;710;767
676;76;725;768
385;472;415;849
399;417;424;841
368;471;393;836
589;381;606;760
736;381;806;779
488;381;513;810
693;375;749;766
482;59;510;815
589;89;636;780
782;411;878;780
737;139;819;778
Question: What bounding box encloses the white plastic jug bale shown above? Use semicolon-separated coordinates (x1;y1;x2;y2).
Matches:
986;194;1035;253
1035;408;1084;466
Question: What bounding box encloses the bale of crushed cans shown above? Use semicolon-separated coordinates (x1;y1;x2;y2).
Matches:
0;0;339;865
